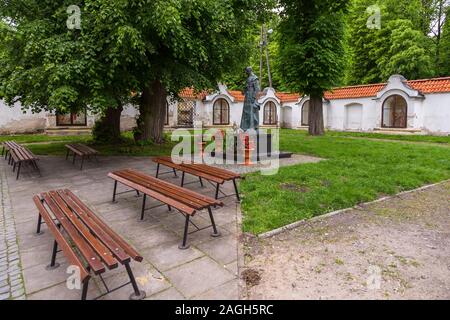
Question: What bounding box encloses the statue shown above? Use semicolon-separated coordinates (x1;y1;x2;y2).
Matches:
240;67;261;131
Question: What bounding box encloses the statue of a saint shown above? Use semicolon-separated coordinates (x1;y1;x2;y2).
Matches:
240;67;261;131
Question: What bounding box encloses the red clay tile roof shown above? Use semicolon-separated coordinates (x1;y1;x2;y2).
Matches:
276;92;302;102
324;83;386;100
325;77;450;100
228;90;245;102
179;88;209;100
407;77;450;94
179;77;450;102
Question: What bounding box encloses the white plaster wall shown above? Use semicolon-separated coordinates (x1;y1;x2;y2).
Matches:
3;90;450;135
422;93;450;134
0;100;48;134
326;97;379;131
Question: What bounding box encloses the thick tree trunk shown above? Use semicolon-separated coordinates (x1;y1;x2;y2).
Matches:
308;95;325;136
93;104;123;143
138;80;167;144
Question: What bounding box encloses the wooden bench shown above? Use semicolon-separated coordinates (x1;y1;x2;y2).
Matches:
33;189;145;300
65;143;99;170
9;146;40;180
153;156;243;201
108;169;224;249
2;141;22;161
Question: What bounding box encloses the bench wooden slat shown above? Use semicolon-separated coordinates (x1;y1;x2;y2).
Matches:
56;190;131;264
120;169;219;209
156;158;225;184
11;146;38;162
3;141;21;150
63;189;143;262
108;171;197;215
49;191;119;270
76;144;98;155
188;164;240;179
118;169;222;208
33;196;91;283
66;143;98;156
41;193;106;274
155;157;240;181
125;169;222;205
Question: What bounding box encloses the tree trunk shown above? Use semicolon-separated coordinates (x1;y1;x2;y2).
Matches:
308;95;325;136
93;104;123;143
138;80;167;144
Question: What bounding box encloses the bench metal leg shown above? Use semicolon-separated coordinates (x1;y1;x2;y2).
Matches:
208;208;221;237
36;213;44;235
167;205;172;212
1;146;4;157
33;160;42;177
173;168;178;177
181;171;185;187
112;181;118;203
233;179;241;202
125;262;146;300
81;279;90;300
179;215;190;250
66;149;70;160
215;183;220;199
16;162;21;180
46;240;60;270
155;163;160;178
199;177;204;187
80;155;85;170
140;194;147;221
72;153;76;164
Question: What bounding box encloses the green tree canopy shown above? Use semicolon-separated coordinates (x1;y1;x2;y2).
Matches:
278;0;349;135
0;0;261;143
346;0;446;84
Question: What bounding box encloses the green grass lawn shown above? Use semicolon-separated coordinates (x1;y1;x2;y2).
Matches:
0;134;91;144
325;130;450;144
241;130;450;234
0;132;178;157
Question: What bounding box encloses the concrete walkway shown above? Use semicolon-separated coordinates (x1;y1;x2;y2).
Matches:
0;156;240;300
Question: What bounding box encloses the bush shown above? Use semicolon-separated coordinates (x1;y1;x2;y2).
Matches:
92;120;122;144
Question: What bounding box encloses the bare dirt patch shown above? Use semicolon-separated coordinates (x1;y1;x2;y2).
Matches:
243;181;450;300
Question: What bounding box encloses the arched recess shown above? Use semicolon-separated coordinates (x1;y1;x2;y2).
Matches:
301;100;310;126
213;98;230;125
345;103;363;130
263;101;278;125
382;95;408;128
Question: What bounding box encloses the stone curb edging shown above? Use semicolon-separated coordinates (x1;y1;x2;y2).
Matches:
256;179;450;240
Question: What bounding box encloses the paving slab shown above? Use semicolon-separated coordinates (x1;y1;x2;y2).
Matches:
164;256;236;298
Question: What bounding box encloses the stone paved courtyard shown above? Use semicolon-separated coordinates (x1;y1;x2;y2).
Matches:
0;155;241;300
